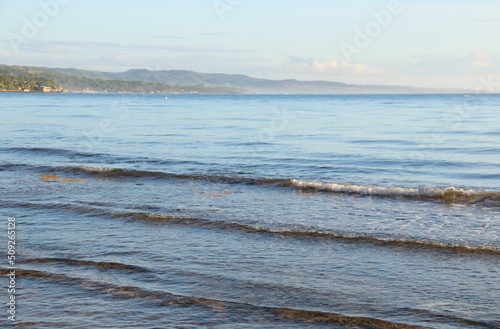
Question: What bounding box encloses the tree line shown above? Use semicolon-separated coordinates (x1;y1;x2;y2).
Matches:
0;65;244;93
0;72;59;91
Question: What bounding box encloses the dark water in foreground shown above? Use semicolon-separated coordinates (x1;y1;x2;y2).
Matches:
0;93;499;328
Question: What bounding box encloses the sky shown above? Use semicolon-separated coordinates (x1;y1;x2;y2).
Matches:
1;0;499;89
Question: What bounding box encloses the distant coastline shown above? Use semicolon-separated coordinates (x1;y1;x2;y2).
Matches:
0;89;63;93
1;64;472;95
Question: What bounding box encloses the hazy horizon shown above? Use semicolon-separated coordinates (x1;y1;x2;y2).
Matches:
1;0;499;90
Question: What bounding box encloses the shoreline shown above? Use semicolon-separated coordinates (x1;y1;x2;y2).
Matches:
1;90;497;96
0;90;64;94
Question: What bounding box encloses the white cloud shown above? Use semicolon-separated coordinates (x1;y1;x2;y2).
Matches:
475;18;500;23
11;39;256;55
283;57;387;75
395;53;498;75
471;60;491;69
470;52;492;68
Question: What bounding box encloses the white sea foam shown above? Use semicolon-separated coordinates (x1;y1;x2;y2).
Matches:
290;179;500;202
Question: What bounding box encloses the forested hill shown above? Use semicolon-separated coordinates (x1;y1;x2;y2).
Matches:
0;64;467;94
0;72;60;92
0;65;244;93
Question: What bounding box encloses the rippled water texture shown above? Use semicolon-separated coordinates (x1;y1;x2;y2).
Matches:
0;93;499;328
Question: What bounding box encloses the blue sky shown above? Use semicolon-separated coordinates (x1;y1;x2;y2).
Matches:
1;0;499;88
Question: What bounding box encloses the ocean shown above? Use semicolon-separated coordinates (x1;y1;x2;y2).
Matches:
1;93;499;328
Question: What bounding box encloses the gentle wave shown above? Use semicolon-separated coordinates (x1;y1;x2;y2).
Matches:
410;306;500;329
55;166;500;205
6;201;499;255
290;179;500;203
0;163;30;171
0;267;426;329
55;165;289;185
6;147;100;158
8;321;72;328
23;258;149;273
3;160;500;205
3;146;223;167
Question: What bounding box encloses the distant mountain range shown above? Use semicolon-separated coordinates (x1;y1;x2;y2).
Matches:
0;64;467;94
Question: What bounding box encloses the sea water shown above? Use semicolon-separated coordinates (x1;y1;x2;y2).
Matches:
0;93;499;328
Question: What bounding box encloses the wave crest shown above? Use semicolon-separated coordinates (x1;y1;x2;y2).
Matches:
0;267;426;329
290;179;500;203
5;201;499;255
2;160;499;205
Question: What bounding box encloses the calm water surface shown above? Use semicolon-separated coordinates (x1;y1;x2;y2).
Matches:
0;93;499;328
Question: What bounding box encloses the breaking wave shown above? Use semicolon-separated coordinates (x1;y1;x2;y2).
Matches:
289;179;500;204
56;166;500;205
2;160;499;205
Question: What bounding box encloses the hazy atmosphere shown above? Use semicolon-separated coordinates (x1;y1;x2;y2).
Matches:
1;0;500;89
2;2;499;328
